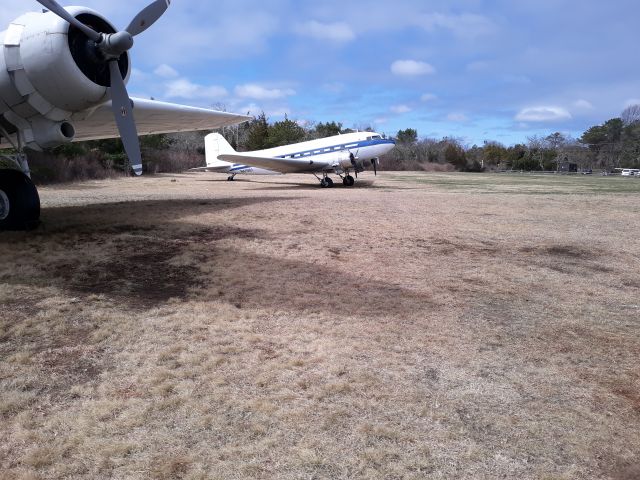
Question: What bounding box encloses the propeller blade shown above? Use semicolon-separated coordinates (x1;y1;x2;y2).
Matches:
372;158;377;176
125;0;171;36
36;0;102;42
108;61;142;175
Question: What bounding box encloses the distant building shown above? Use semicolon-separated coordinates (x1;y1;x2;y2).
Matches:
558;161;578;173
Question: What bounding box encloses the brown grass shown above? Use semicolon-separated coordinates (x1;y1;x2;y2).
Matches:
1;171;639;479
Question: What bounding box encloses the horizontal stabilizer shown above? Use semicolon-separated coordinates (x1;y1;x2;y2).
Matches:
189;166;233;173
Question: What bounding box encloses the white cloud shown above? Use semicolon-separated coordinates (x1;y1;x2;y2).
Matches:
294;20;355;42
235;84;296;100
240;103;291;118
574;99;594;109
447;113;469;122
391;104;412;114
165;78;228;100
154;64;179;78
417;12;495;39
515;106;572;122
391;60;436;76
421;93;437;102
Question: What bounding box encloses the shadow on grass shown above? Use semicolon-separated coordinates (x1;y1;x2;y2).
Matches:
194;176;381;190
0;196;433;316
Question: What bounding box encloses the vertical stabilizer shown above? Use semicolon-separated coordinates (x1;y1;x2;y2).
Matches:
205;133;236;167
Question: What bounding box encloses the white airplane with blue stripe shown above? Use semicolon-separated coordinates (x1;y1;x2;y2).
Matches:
193;131;396;187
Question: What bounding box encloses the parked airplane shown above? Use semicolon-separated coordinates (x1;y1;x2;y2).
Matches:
194;131;396;187
0;0;249;230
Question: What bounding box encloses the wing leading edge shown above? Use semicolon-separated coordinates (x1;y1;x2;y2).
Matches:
69;98;251;142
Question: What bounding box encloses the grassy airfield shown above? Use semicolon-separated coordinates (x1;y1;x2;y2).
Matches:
1;171;639;479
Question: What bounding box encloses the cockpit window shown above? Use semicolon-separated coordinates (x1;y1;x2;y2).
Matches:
371;135;381;140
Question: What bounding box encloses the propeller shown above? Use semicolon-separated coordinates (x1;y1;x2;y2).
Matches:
371;158;378;176
36;0;171;175
349;149;359;178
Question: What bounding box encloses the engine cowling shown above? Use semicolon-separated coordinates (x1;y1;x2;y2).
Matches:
335;151;355;170
0;7;130;150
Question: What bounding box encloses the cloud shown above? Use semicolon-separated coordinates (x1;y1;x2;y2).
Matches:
294;20;355;42
240;103;291;118
165;79;228;100
234;84;296;100
573;99;594;109
416;13;496;39
515;106;572;122
421;93;437;102
390;104;412;114
391;60;436;76
447;113;469;122
154;64;179;79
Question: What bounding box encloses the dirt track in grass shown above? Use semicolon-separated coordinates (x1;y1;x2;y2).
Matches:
1;171;639;479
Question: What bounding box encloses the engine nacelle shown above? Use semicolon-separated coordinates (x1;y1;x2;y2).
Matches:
335;151;355;170
0;7;130;149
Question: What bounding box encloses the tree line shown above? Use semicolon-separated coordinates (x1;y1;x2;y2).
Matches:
3;105;640;183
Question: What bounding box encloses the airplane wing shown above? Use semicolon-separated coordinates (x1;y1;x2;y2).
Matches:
218;153;333;174
69;98;251;142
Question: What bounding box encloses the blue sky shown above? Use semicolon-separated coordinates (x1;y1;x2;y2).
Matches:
3;0;640;145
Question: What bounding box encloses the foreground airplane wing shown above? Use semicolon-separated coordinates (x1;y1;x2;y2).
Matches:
218;153;333;174
69;98;251;142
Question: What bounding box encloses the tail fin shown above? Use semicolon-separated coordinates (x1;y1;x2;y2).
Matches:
205;133;236;168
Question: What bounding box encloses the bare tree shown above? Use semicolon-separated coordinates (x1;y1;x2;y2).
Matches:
621;104;640;125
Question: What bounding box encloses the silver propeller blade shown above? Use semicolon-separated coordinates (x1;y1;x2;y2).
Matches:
108;61;142;176
36;0;102;42
125;0;171;36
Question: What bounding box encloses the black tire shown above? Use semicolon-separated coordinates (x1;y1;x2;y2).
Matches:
227;176;235;181
0;169;40;231
325;177;334;188
344;175;355;187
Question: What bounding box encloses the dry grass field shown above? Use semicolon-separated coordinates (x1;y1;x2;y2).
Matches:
1;171;640;479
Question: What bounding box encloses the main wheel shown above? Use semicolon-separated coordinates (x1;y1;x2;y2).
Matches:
325;177;334;188
344;175;355;187
227;175;235;181
0;169;40;231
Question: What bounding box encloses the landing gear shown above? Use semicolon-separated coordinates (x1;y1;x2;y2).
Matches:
343;175;355;187
227;174;236;181
0;169;40;231
320;177;334;188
